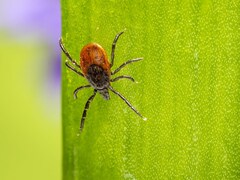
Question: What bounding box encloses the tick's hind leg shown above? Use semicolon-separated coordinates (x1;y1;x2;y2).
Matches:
65;60;84;77
59;38;81;69
111;58;143;75
110;75;135;82
111;31;124;68
80;90;97;131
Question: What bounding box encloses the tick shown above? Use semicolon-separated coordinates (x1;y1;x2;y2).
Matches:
60;31;146;131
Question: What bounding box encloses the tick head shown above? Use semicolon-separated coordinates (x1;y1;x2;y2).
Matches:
98;88;110;100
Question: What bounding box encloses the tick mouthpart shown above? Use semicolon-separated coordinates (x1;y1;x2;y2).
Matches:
98;88;110;100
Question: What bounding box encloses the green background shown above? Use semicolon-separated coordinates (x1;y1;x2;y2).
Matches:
0;35;61;179
62;0;240;179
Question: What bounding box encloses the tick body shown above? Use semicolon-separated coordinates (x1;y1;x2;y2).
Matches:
80;43;111;99
60;31;146;131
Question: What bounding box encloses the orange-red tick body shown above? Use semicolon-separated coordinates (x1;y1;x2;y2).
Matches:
80;43;110;76
80;43;111;99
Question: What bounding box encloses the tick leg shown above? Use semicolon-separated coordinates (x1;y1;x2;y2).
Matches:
111;31;124;68
73;85;91;99
65;60;84;77
111;58;143;75
108;86;147;120
110;75;135;82
80;90;97;131
59;38;81;68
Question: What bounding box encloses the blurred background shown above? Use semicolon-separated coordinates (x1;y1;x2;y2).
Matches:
0;0;61;179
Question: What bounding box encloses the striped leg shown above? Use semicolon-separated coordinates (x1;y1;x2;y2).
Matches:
111;58;143;75
73;85;91;99
59;38;81;68
80;90;97;131
65;60;84;77
110;75;135;82
108;86;147;120
111;31;124;67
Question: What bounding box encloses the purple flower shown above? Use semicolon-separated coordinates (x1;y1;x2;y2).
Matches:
1;0;61;118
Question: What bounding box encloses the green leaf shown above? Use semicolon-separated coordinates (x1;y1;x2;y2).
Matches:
62;0;240;179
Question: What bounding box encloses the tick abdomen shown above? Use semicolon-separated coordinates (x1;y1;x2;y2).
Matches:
80;43;111;76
